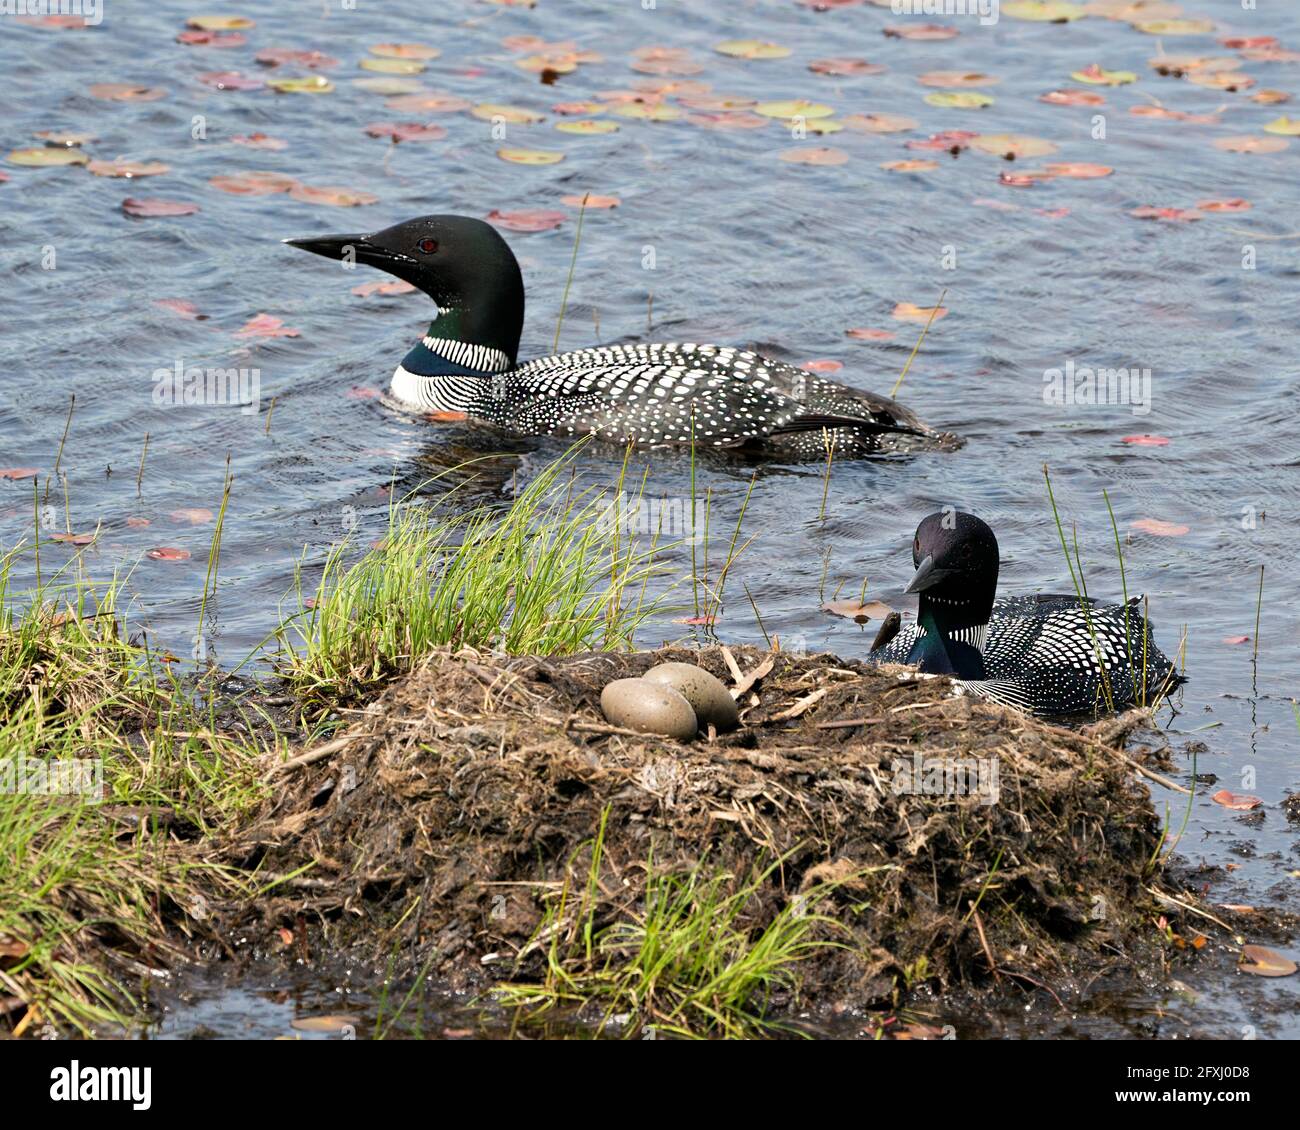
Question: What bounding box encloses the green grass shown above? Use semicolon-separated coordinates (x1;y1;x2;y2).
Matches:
495;812;848;1039
0;542;275;1035
275;445;670;710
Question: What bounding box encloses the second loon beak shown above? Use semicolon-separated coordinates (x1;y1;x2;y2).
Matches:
283;231;372;260
283;233;418;271
905;554;954;595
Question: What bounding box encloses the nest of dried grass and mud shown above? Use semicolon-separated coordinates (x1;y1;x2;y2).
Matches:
212;644;1210;1025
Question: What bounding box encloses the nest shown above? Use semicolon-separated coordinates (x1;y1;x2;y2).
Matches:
221;645;1175;1016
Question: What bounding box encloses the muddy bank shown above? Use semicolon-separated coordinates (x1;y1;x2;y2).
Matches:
217;646;1214;1031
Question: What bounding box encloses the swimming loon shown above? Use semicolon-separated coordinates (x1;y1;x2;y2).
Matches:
869;511;1184;717
285;214;956;459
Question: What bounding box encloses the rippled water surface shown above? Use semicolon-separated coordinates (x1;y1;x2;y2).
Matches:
2;0;1298;1038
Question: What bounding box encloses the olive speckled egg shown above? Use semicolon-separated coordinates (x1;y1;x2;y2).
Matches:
600;678;699;740
642;662;740;733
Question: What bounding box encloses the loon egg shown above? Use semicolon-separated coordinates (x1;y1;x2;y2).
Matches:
600;678;698;740
642;662;739;733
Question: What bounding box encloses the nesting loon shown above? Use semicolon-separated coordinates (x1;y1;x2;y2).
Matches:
285;215;955;459
869;511;1184;717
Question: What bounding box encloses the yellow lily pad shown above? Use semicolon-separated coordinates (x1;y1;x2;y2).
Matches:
1003;0;1084;18
268;76;335;94
1264;116;1300;135
755;100;835;120
472;104;546;123
803;119;844;135
7;147;90;167
516;54;578;74
497;148;566;164
187;15;254;31
972;133;1059;158
369;44;441;60
359;58;425;75
1133;19;1214;35
1071;65;1137;85
715;40;791;60
924;91;995;108
555;119;620;134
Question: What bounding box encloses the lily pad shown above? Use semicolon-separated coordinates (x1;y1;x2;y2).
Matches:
370;43;440;60
1003;0;1084;18
715;40;791;60
496;148;565;165
359;57;426;75
555;119;620;134
87;158;170;178
7;147;89;167
267;76;335;94
122;197;200;217
778;147;848;165
924;91;995;109
472;104;546;123
755;100;835;120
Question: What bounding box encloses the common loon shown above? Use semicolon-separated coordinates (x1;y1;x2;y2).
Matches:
869;511;1184;717
285;215;956;459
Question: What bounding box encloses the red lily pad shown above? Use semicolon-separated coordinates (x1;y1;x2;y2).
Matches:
88;83;167;102
1131;518;1189;536
1196;198;1251;212
1122;434;1170;445
147;547;191;561
171;508;214;525
197;72;263;91
808;58;885;77
0;468;39;480
364;121;448;142
352;279;416;297
846;328;896;341
485;208;566;232
289;185;379;207
1130;206;1203;222
50;532;95;545
177;29;247;47
801;359;843;373
1212;790;1262;811
1239;945;1297;977
235;313;301;339
1040;89;1105;106
883;24;958;40
255;48;339;68
231;133;288;151
123;197;200;217
1222;635;1250;645
154;298;207;319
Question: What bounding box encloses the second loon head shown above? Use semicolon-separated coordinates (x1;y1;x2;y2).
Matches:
905;511;1000;610
284;214;526;363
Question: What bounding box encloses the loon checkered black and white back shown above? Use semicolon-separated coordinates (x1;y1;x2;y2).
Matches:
284;215;958;459
869;511;1184;718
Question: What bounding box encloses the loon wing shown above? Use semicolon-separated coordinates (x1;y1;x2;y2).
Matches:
509;344;927;446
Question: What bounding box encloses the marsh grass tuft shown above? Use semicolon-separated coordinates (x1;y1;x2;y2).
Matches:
0;542;272;1035
275;445;669;711
496;812;846;1039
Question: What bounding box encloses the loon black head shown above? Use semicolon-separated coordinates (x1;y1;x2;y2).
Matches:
903;511;999;678
284;214;525;366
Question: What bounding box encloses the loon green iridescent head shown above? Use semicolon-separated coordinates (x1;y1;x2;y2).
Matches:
284;214;525;363
906;510;1000;606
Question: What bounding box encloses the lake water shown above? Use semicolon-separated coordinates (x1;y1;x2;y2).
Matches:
2;0;1297;1038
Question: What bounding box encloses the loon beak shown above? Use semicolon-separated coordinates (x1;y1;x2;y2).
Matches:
905;554;953;595
283;232;415;269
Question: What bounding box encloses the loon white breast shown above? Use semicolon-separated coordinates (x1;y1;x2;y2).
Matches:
868;511;1184;718
285;214;959;460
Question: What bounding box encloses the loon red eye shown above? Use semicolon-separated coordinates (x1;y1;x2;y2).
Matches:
417;237;438;254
